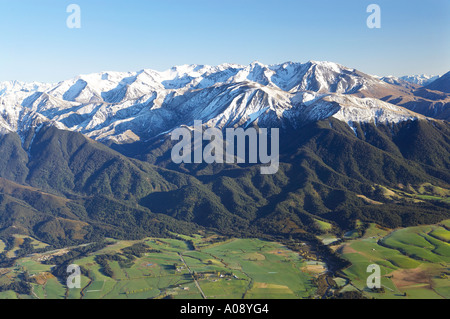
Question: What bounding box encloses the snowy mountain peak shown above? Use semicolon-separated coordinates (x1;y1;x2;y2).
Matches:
249;60;265;67
308;60;345;72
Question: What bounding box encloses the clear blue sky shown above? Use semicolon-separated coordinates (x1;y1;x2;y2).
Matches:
1;0;449;82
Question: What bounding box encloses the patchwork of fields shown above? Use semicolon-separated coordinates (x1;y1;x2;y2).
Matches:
1;220;448;299
336;220;450;299
0;234;318;299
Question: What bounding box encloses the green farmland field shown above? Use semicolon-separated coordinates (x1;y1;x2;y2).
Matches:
337;221;450;299
0;234;318;299
2;220;448;299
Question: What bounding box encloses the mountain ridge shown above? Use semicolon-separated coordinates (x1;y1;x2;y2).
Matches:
1;61;447;145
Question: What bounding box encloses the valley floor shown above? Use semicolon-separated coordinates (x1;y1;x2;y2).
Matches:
0;234;319;299
0;221;448;299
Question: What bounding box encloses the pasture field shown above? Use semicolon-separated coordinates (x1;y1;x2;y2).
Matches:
314;219;333;232
5;235;49;258
318;236;339;245
202;238;316;299
0;239;5;254
442;220;450;229
15;235;49;250
337;221;450;299
380;183;450;204
0;290;18;299
0;234;318;299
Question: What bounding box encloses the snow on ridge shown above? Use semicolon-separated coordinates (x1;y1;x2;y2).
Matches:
0;61;432;142
399;74;439;86
329;94;425;125
0;60;370;103
379;74;440;87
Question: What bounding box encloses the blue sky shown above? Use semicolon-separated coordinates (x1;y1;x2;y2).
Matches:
1;0;449;82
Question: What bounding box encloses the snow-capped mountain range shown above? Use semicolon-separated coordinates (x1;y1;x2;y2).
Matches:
0;61;433;143
380;74;439;88
400;74;439;86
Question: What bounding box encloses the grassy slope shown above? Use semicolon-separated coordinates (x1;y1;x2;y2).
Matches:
338;221;450;299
